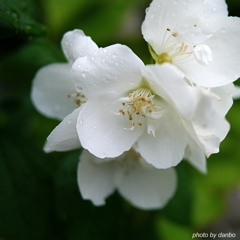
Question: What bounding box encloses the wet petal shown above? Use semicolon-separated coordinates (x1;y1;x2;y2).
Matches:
61;29;98;63
71;44;144;99
179;17;240;87
77;100;144;158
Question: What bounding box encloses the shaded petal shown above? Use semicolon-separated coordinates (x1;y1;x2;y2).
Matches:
77;150;115;206
144;64;198;119
210;84;233;116
44;107;81;153
184;136;206;173
71;44;144;99
61;29;98;63
116;162;177;210
183;92;230;157
179;17;240;87
31;63;77;120
77;100;144;158
138;101;187;169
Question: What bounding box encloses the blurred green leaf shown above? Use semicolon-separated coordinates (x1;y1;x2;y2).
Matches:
41;0;148;44
156;217;194;240
0;0;45;37
191;101;240;228
161;162;193;226
0;129;52;240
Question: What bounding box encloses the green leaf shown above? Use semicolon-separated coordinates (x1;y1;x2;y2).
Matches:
156;217;194;240
161;162;193;226
0;129;52;240
0;0;45;37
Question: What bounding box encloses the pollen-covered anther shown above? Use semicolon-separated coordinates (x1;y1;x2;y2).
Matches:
118;87;162;129
172;32;178;37
67;92;87;107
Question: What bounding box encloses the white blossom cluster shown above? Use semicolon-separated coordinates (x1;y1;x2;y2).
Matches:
31;0;240;209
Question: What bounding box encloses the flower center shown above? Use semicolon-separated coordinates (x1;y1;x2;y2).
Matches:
67;92;87;107
118;87;164;130
156;28;194;64
151;26;213;66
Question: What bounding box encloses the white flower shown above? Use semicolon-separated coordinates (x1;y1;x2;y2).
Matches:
184;83;234;173
71;44;231;170
31;29;98;152
142;0;240;87
77;148;177;210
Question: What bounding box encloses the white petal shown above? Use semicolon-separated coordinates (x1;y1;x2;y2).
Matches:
61;29;98;63
184;137;206;173
142;0;204;54
44;107;81;153
192;44;212;66
116;162;177;210
210;84;233;116
203;0;228;18
77;150;115;206
144;64;198;120
177;25;212;45
77;100;144;158
138;101;187;169
183;92;230;157
31;63;77;120
179;17;240;87
71;44;144;99
233;85;240;99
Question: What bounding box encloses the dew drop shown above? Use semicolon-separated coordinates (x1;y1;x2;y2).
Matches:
79;119;83;125
68;119;72;124
93;125;97;129
81;72;86;78
112;53;117;59
106;141;109;145
76;86;83;91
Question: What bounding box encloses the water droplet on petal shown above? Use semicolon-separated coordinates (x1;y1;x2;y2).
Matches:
76;86;83;91
79;119;83;125
93;125;97;129
112;53;117;59
81;72;86;78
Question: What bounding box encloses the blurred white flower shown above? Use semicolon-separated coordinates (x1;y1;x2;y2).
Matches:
72;44;231;170
77;148;177;210
142;0;240;87
31;29;98;152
